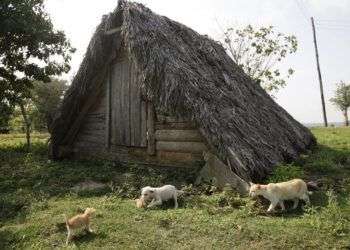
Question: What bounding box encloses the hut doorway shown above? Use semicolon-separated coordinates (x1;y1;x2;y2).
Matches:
109;58;147;147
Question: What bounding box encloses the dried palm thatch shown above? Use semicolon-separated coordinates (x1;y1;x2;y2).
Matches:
50;0;316;181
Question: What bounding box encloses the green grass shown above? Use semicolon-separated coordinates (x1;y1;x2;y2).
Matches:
0;128;350;249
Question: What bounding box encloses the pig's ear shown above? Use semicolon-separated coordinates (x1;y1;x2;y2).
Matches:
249;182;254;187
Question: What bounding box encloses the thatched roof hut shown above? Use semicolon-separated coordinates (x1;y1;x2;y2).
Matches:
49;0;315;182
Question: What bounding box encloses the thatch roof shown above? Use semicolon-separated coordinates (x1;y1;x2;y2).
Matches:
50;0;316;181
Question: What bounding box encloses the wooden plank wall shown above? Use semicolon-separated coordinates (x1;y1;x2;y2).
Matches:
110;59;127;145
130;61;147;147
110;58;147;147
154;116;207;163
71;54;204;167
73;89;106;150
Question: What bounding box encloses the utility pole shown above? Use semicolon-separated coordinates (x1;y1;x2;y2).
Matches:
311;17;328;127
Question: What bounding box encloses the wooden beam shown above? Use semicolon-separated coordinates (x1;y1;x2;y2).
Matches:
105;27;122;35
147;103;156;155
140;100;147;147
156;141;207;153
155;122;196;130
155;129;204;142
105;67;111;149
157;115;188;123
157;151;203;163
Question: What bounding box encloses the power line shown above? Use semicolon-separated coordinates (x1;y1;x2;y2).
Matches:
316;26;350;32
317;19;350;23
316;24;350;29
315;19;350;28
294;0;309;23
316;21;350;27
316;22;350;30
317;21;350;25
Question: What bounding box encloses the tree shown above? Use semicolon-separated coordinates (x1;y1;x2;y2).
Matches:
5;80;68;133
0;100;14;133
0;0;74;149
31;79;68;131
330;81;350;126
221;25;297;93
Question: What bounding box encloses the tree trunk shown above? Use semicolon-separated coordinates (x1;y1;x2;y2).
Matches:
344;109;349;127
19;102;31;150
45;113;54;133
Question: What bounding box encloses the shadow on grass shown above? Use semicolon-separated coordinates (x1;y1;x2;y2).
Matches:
55;222;67;233
72;231;108;246
0;229;20;249
0;198;28;220
251;188;330;219
1;134;349;223
0;141;199;222
298;144;350;175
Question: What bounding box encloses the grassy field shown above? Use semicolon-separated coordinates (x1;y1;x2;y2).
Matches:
0;128;349;249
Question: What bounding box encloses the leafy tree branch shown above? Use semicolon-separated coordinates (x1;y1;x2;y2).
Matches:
221;25;297;93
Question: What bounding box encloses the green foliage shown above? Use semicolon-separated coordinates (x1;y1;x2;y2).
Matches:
222;25;297;93
8;106;24;132
304;190;349;237
5;79;68;133
330;81;350;126
268;164;304;183
0;101;14;132
31;79;68;131
0;0;74;105
330;81;350;111
0;0;74;148
8;101;37;132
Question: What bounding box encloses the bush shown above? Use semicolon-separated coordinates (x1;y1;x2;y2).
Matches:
268;164;304;183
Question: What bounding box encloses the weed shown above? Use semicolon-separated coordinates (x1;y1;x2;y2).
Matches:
267;164;304;183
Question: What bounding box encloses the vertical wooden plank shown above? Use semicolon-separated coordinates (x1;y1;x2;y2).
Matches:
111;63;116;145
116;62;121;145
134;62;142;146
147;102;156;155
134;60;141;147
129;60;135;146
116;59;125;145
110;57;147;147
122;60;131;146
130;60;141;147
116;61;124;145
110;64;116;145
105;67;111;149
140;100;147;147
112;62;121;145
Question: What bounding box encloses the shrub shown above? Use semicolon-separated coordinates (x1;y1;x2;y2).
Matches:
268;164;304;183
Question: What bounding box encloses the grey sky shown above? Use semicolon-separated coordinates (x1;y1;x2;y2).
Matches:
46;0;350;124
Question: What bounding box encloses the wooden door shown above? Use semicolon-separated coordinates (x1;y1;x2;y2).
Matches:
109;58;147;147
